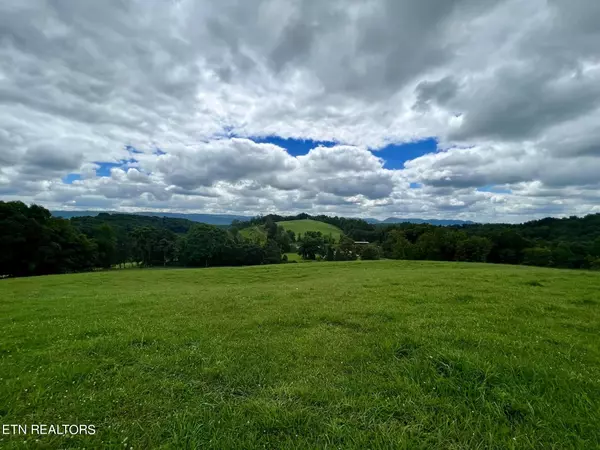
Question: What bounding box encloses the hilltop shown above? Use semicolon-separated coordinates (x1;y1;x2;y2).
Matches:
239;219;343;244
276;219;343;241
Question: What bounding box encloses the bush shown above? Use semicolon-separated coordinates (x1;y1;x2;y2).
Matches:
361;244;381;260
522;247;552;267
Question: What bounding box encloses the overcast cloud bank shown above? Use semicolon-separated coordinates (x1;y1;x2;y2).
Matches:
1;0;599;222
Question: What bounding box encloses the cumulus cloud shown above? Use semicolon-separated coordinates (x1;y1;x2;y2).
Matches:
1;0;599;222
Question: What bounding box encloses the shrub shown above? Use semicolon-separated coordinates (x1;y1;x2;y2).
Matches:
361;244;381;260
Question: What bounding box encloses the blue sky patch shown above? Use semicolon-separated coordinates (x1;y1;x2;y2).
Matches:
62;173;81;184
93;159;137;177
251;136;336;157
409;182;422;189
477;185;512;194
248;136;439;169
94;162;122;177
374;138;438;170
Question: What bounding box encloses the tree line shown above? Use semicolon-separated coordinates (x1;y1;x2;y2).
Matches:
2;201;600;278
236;212;600;269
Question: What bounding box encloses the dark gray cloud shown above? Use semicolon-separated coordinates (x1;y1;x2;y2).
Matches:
448;66;600;141
414;77;459;111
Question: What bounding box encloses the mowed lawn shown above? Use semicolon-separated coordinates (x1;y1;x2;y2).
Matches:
1;262;599;449
276;219;343;241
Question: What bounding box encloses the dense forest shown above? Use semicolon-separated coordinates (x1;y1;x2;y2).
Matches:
1;201;600;278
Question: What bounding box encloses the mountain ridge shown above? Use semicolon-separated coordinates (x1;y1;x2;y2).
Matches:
52;210;475;226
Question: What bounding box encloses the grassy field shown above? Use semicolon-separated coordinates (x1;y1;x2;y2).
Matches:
276;219;342;241
283;252;304;262
238;225;268;245
1;261;599;449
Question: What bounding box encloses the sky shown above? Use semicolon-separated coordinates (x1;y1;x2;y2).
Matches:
1;0;599;223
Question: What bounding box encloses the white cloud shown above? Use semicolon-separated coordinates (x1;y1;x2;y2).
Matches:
1;0;599;222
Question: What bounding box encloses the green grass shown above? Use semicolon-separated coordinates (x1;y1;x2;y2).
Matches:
283;252;304;263
277;219;342;241
239;225;268;245
1;261;599;449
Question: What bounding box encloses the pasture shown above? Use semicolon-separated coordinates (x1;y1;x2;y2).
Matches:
276;219;343;241
238;225;268;245
1;261;599;449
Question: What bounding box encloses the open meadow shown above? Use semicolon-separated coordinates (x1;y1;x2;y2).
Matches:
276;219;343;241
1;261;599;449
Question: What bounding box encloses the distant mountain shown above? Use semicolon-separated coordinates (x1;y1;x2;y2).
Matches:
134;212;252;225
51;210;475;226
367;217;476;226
51;210;100;219
52;210;252;225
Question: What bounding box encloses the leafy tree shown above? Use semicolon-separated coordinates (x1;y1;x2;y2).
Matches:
265;217;278;240
298;231;325;260
455;236;493;262
592;237;600;258
487;230;530;264
337;235;358;261
114;229;133;268
131;227;158;267
523;247;552;267
93;223;117;269
383;230;414;260
415;232;443;260
361;244;381;260
157;237;175;267
229;226;241;241
274;226;292;252
552;242;575;268
325;245;335;261
334;249;348;261
263;239;282;265
0;201;97;277
183;224;229;267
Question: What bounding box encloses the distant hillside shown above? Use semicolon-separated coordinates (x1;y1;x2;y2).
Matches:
380;218;476;226
277;219;343;241
69;213;198;235
239;219;344;244
239;225;268;245
51;210;101;219
52;210;475;227
52;210;251;225
364;217;475;225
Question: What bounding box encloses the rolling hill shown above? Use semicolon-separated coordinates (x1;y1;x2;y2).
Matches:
239;219;344;244
276;219;343;240
52;210;252;225
239;225;268;244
